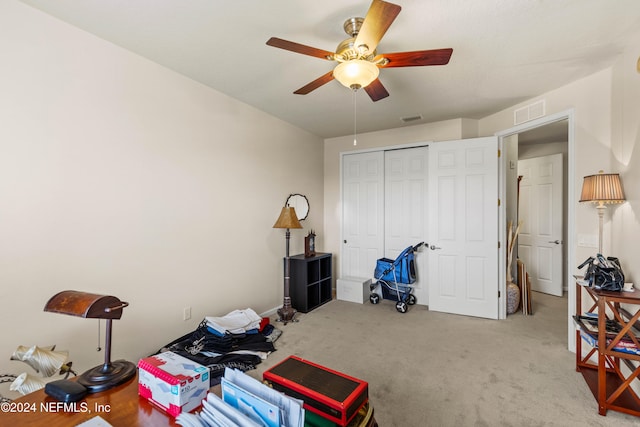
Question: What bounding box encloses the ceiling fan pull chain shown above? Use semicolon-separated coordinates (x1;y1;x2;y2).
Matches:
353;89;358;146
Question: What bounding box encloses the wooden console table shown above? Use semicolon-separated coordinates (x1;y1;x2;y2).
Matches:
575;281;640;417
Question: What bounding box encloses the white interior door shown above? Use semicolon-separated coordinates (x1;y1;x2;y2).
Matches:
427;137;499;319
341;151;384;278
517;154;563;296
384;147;429;305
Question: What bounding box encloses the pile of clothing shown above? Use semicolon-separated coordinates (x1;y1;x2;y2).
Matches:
205;308;263;336
158;308;280;384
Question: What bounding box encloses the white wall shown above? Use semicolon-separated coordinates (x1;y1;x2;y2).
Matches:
611;30;640;285
0;0;323;391
478;69;616;269
479;49;639;286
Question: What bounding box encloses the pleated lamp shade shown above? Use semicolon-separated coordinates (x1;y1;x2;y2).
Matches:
579;171;626;205
10;372;46;395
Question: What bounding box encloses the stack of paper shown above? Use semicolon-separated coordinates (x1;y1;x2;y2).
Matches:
176;368;304;427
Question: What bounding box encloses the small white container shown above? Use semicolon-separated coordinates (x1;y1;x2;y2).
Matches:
337;276;372;304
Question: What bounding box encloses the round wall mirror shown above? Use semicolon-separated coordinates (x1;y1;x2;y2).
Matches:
286;194;309;221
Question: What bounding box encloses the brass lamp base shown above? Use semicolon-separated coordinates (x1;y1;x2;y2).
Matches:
77;360;136;393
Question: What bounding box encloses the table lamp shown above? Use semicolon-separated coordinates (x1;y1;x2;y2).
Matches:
273;206;302;324
579;170;625;254
44;290;136;393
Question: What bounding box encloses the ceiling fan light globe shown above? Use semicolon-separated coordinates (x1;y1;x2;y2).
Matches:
334;59;379;90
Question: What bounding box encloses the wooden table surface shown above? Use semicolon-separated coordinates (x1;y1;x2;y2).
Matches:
0;374;178;427
1;374;378;427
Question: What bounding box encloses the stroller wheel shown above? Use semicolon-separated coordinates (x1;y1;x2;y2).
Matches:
396;301;408;313
407;294;417;305
370;293;380;304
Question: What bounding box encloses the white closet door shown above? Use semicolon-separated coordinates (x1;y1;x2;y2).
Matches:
384;147;429;305
518;153;563;296
341;151;384;278
427;137;499;319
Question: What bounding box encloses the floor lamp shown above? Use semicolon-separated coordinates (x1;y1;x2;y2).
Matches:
579;170;625;254
273;206;302;324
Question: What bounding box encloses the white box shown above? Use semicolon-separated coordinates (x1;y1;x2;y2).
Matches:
138;351;210;417
337;276;372;304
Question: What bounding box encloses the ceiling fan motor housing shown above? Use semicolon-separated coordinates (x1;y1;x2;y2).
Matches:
343;17;364;37
336;37;376;61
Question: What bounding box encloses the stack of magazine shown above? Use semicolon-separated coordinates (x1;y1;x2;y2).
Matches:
573;314;640;355
176;368;305;427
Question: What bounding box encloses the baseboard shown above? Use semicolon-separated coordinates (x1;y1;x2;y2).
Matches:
260;306;280;318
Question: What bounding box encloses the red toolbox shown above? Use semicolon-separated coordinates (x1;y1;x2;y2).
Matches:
263;355;368;426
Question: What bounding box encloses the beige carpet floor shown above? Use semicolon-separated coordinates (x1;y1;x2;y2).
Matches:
253;292;639;426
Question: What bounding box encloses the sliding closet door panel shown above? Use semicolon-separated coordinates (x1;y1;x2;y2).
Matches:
342;152;384;278
384;147;429;305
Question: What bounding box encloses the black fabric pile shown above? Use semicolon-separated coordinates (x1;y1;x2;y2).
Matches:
157;319;276;385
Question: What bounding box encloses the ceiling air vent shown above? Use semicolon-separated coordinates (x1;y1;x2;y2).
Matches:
513;100;545;125
401;114;423;123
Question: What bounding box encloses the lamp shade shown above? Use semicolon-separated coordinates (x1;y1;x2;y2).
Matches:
273;207;303;229
10;373;45;395
11;345;55;362
333;59;379;90
579;171;626;205
44;290;127;319
12;345;68;377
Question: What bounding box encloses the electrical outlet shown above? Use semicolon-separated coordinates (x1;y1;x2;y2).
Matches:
183;307;191;321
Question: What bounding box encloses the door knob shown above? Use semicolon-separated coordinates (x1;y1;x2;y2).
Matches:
429;245;442;250
548;240;561;245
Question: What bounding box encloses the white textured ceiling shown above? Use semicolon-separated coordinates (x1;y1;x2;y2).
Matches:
18;0;640;138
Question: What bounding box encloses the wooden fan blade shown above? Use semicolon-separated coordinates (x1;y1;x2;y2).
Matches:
294;71;335;95
354;0;402;56
266;37;334;60
376;48;453;68
364;78;389;102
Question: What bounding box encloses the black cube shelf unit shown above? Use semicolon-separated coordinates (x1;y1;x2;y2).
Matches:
288;252;332;313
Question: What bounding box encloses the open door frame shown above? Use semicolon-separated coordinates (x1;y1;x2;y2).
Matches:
495;109;576;352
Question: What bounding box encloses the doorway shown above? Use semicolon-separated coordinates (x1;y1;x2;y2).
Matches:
497;110;576;351
518;127;567;296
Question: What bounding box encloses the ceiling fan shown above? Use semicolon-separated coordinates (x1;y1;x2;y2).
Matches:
266;0;453;102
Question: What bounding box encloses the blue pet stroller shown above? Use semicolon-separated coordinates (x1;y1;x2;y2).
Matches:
369;242;424;313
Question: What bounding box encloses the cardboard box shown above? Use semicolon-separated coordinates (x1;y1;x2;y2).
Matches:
138;351;210;417
337;277;372;304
